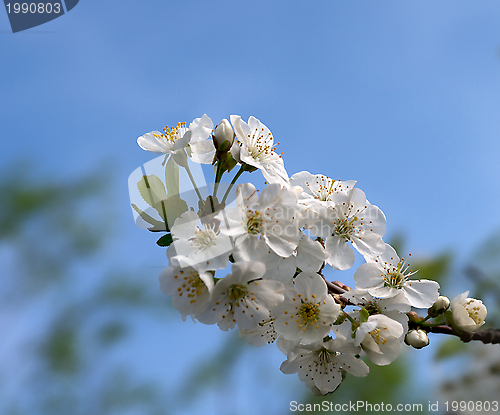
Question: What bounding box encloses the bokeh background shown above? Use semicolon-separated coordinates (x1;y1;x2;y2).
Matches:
1;1;500;414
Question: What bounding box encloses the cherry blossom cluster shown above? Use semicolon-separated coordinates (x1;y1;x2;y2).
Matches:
130;114;488;394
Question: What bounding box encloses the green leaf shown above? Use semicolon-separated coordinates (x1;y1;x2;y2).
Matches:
359;307;369;323
221;151;237;173
165;155;180;197
218;140;230;152
156;233;173;247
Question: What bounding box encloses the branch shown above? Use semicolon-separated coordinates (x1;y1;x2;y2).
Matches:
323;278;352;307
426;325;500;345
321;276;500;345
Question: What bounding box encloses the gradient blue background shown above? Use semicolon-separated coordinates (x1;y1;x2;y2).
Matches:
2;1;500;413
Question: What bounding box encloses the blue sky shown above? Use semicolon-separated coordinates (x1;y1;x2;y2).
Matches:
2;1;500;412
2;1;500;257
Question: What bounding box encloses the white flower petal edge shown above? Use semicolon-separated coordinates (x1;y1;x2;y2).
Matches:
186;114;216;164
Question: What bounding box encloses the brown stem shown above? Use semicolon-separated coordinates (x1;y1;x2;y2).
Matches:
425;325;500;344
322;277;352;307
316;274;500;345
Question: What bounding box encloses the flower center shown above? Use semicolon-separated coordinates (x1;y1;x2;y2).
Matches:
246;210;263;235
384;271;405;288
369;327;387;345
227;284;248;305
185;271;205;303
383;259;417;289
306;175;343;202
466;301;483;324
297;302;320;326
364;302;381;315
153;121;187;144
333;217;357;241
247;127;278;161
191;227;217;249
316;347;338;369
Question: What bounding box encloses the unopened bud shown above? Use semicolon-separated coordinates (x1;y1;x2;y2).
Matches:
435;295;450;311
428;295;450;317
405;329;429;349
213;119;234;151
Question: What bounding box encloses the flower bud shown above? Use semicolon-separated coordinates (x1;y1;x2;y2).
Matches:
428;295;450;317
450;291;487;332
405;329;429;349
213;119;234;151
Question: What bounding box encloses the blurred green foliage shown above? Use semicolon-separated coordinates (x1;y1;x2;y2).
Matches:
0;164;173;415
42;326;80;374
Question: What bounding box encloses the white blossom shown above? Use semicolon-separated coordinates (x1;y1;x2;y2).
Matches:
169;210;233;272
238;316;278;346
429;295;451;317
230;115;289;185
450;291;487;332
354;314;404;366
232;237;296;284
130;111;488;395
344;289;410;334
232;233;327;284
434;296;451;312
273;272;340;344
354;243;439;308
290;171;356;217
295;234;328;273
280;338;369;394
159;264;214;321
137;114;215;164
312;188;386;270
217;182;300;258
197;262;285;331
